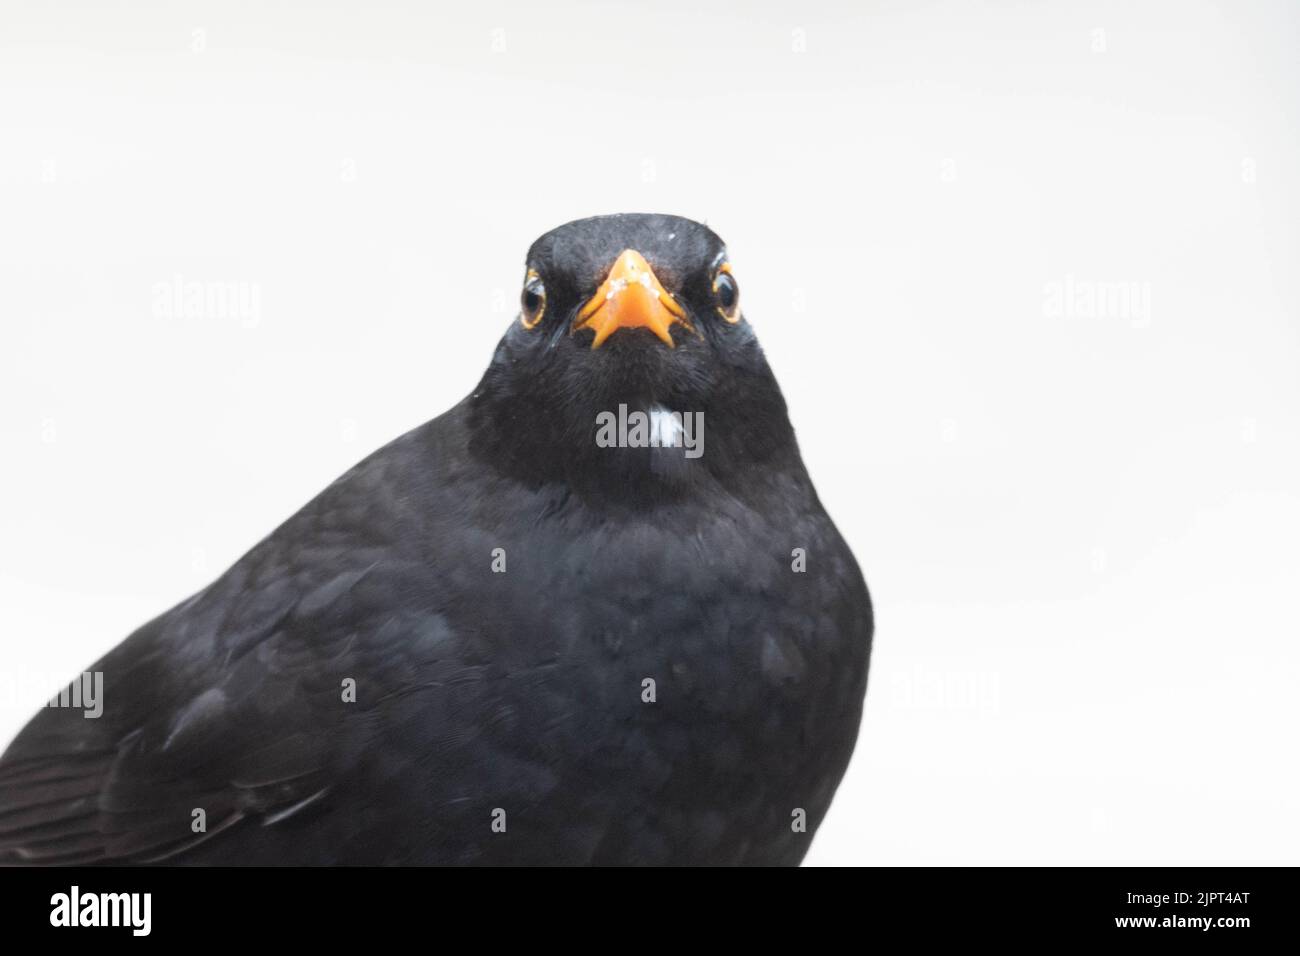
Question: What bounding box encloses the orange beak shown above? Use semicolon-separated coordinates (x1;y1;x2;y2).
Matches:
573;249;690;348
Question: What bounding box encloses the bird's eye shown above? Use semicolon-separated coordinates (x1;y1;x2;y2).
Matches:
712;265;740;323
520;270;546;329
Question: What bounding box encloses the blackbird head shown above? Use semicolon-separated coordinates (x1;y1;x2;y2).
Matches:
469;213;800;502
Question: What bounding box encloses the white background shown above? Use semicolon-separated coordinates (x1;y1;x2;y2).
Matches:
1;1;1297;865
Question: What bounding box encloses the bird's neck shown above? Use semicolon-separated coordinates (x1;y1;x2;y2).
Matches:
464;372;802;512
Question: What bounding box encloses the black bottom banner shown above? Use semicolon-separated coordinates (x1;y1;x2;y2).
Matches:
0;865;1287;944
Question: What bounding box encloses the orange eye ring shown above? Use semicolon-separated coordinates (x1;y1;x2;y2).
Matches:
519;269;546;329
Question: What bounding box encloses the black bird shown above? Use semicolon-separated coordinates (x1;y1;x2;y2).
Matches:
0;213;872;865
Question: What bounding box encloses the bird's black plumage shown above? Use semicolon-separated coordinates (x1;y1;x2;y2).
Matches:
0;213;872;865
